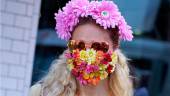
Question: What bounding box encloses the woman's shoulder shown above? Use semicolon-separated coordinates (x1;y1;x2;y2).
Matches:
28;83;42;96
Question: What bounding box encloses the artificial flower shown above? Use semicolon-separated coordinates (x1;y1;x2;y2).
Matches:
100;71;108;80
91;0;120;29
107;65;114;73
79;50;88;61
86;49;96;64
55;0;133;41
111;52;118;65
65;48;117;85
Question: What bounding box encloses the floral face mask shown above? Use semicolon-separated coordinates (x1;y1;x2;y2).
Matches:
65;40;117;85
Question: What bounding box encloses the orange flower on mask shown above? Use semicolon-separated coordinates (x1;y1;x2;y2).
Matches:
72;49;80;58
96;51;104;64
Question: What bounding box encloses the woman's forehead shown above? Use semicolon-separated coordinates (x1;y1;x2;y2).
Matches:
72;23;111;42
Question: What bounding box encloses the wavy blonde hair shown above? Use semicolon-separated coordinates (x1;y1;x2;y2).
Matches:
38;49;133;96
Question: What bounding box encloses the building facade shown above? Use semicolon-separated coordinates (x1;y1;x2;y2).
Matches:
0;0;41;96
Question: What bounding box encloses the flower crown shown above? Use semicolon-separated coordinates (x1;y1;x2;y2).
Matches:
55;0;133;41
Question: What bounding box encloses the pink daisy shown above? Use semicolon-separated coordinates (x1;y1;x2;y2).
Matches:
91;0;121;29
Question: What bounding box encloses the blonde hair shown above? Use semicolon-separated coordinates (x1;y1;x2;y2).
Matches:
38;49;133;96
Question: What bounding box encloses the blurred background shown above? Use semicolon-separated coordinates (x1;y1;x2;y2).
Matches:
0;0;170;96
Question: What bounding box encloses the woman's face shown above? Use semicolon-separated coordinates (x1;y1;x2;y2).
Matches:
67;22;119;85
72;22;115;52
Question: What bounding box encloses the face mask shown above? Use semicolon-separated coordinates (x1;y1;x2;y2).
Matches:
65;40;117;85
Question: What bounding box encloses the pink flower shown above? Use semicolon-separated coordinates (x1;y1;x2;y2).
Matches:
55;10;71;40
77;62;87;71
85;65;93;73
76;74;88;85
91;0;120;29
65;52;72;58
93;65;99;72
118;16;133;41
71;0;90;17
85;65;99;73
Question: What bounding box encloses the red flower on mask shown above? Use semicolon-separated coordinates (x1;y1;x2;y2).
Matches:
104;53;112;62
71;68;79;77
107;65;113;73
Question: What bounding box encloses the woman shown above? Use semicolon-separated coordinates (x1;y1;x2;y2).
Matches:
29;0;133;96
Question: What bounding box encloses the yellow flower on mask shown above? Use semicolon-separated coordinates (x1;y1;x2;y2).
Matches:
90;73;95;78
83;73;90;79
80;50;87;61
86;49;96;64
67;63;74;70
67;59;73;64
99;64;107;71
111;52;117;65
100;71;108;80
